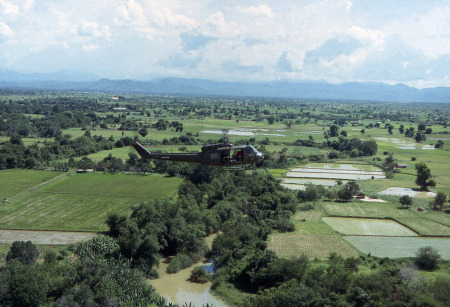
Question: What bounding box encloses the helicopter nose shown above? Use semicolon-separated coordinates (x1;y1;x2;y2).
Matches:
256;152;264;162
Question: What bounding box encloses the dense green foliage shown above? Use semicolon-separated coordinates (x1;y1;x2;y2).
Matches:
106;169;297;276
415;246;442;270
0;237;160;306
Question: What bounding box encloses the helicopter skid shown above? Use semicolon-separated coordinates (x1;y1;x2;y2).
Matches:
219;164;256;171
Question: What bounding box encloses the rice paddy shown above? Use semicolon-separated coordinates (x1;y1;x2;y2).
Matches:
378;187;437;198
374;137;435;150
281;163;385;190
344;236;450;259
322;217;418;236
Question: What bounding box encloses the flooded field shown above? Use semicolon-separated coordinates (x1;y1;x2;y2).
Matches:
322;217;418;236
374;137;435;150
202;129;254;136
344;236;450;259
378;187;437;198
281;163;385;190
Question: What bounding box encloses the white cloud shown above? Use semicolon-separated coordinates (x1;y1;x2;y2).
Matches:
347;26;385;46
238;5;274;18
0;0;19;15
0;21;14;37
0;0;448;87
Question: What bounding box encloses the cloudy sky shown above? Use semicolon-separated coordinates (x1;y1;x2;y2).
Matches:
0;0;449;87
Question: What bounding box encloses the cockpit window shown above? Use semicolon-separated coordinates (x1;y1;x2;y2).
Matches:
249;145;258;153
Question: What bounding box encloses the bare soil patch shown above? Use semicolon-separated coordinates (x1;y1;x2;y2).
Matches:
0;229;96;244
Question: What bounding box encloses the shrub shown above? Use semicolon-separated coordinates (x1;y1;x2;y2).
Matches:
6;241;39;265
167;254;194;274
189;266;212;283
399;195;413;209
415;246;441;270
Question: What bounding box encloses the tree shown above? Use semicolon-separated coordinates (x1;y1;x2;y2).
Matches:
10;135;23;146
267;115;276;125
284;119;293;129
415;162;436;190
6;241;39;265
340;130;347;137
399;195;413;209
399;125;405;134
387;125;394;134
337;188;353;202
415;246;441;270
329;125;339;137
344;181;360;196
415;132;426;142
139;127;148;138
434;192;447;210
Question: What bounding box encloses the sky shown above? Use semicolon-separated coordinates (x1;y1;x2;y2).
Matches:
0;0;449;88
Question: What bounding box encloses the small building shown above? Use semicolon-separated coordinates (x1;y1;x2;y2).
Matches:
395;163;407;169
76;169;94;173
356;192;366;199
113;107;127;112
94;166;106;172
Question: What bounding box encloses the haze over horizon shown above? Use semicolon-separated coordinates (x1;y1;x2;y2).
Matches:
0;0;449;89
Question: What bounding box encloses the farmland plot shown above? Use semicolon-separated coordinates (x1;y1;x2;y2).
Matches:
322;217;418;236
395;217;450;236
294;210;321;221
0;173;182;231
269;233;358;259
344;236;450;259
281;163;385;190
0;170;64;198
321;202;418;218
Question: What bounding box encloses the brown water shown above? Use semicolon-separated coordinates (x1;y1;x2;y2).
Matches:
151;259;225;306
150;234;226;306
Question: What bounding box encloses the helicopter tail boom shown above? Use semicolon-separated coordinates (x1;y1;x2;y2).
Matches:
132;141;152;159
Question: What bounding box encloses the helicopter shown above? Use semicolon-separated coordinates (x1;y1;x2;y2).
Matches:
132;137;264;170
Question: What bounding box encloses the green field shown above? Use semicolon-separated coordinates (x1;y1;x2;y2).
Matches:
322;217;418;236
321;202;450;236
0;169;64;199
321;201;417;218
0;173;182;231
344;236;450;259
269;233;359;259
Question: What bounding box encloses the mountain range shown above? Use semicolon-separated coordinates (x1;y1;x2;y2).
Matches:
0;70;449;103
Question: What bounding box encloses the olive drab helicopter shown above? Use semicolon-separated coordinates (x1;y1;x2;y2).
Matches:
132;131;264;170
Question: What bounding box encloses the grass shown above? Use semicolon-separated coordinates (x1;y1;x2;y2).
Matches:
0;173;182;231
0;169;64;199
268;233;359;259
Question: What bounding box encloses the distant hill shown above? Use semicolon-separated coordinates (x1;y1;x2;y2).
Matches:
0;72;449;103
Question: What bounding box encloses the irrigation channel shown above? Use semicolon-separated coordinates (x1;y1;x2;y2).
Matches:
281;163;385;190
